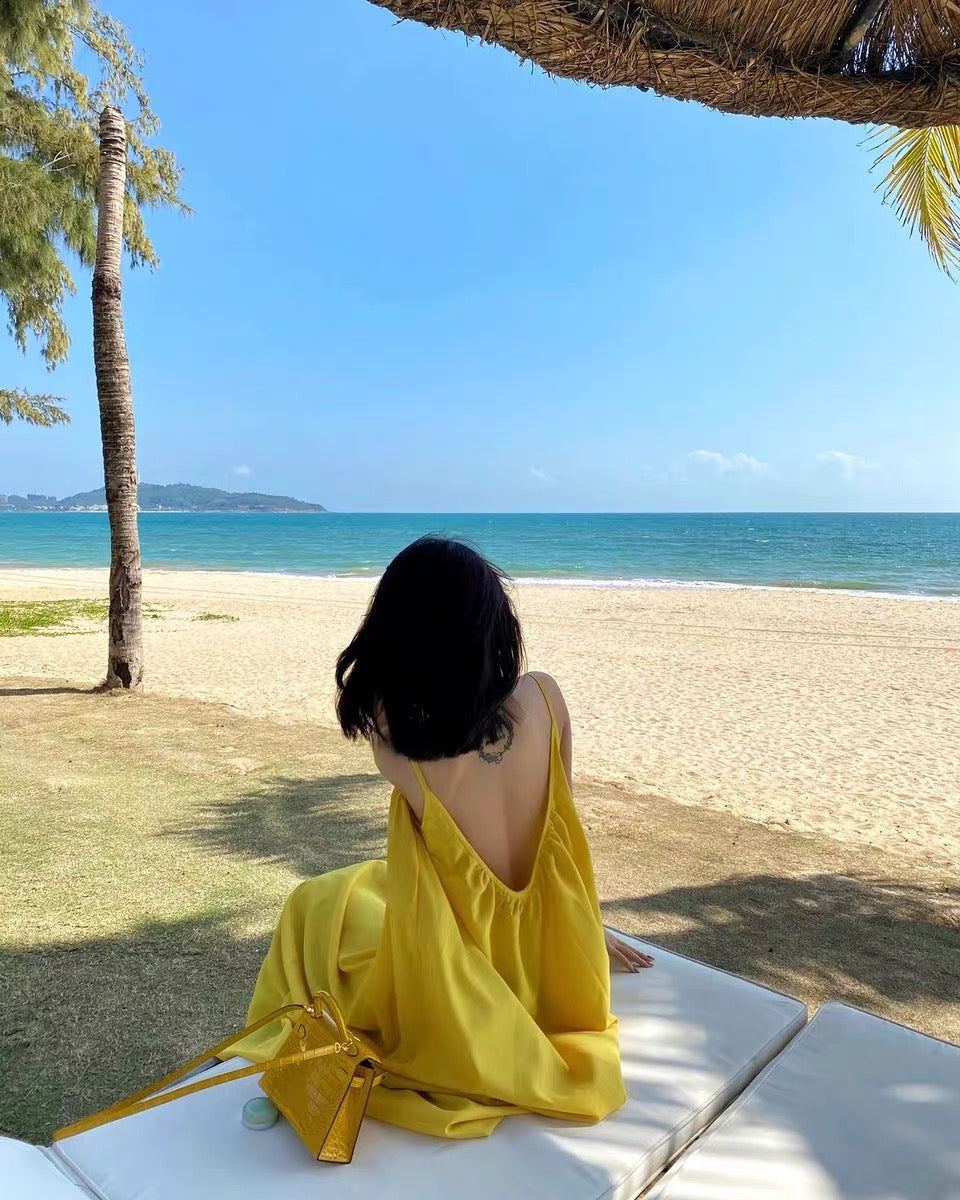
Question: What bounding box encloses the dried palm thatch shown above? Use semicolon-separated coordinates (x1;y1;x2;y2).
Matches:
367;0;960;126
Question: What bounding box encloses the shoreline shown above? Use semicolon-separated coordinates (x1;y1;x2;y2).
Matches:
1;562;958;602
2;566;959;869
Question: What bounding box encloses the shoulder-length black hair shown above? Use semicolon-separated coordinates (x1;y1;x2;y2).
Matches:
336;536;525;761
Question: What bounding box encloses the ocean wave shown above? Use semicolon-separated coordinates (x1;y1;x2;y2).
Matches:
510;575;742;590
509;576;960;600
143;566;960;599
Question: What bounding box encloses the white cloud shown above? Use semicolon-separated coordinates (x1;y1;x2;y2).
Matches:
816;450;878;479
232;464;252;478
689;449;769;475
529;466;552;483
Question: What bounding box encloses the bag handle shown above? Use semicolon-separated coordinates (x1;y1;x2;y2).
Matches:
313;988;353;1048
53;993;357;1142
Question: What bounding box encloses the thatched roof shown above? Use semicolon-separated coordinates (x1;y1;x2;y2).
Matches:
367;1;960;126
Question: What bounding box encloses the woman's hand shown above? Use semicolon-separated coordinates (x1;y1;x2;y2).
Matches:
605;930;654;972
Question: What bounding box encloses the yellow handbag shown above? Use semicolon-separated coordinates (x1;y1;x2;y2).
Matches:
53;990;384;1165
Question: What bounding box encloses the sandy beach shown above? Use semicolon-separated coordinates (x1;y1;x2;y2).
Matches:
2;567;958;867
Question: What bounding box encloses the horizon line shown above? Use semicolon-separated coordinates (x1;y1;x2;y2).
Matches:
4;508;960;517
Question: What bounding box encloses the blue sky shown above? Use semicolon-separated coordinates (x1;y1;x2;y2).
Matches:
1;0;958;512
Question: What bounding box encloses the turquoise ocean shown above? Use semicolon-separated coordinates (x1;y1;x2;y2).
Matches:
0;512;958;597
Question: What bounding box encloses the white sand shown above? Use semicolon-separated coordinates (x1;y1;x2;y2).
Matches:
2;567;959;866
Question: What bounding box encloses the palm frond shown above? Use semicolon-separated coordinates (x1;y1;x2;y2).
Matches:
871;125;960;279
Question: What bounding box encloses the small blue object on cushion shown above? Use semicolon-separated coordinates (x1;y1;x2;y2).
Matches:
241;1096;279;1131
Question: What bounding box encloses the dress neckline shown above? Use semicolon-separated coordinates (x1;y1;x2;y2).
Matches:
416;721;559;901
409;678;560;899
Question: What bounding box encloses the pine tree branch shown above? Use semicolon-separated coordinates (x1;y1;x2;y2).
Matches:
0;387;70;426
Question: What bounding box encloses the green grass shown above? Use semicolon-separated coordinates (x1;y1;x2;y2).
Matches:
1;682;957;1143
0;599;108;637
0;687;382;1142
195;611;239;622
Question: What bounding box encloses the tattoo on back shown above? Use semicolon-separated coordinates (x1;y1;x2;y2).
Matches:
478;726;514;765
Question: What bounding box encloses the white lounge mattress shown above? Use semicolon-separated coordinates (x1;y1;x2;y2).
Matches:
645;1001;960;1200
0;1136;96;1199
51;934;805;1200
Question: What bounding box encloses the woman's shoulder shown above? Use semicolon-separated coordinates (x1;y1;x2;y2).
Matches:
522;671;570;730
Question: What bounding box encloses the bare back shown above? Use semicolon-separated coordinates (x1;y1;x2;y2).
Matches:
373;672;572;892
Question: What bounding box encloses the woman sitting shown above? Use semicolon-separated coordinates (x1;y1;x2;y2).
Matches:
235;536;651;1138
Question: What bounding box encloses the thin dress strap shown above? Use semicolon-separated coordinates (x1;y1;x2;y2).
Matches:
409;759;430;795
530;674;557;731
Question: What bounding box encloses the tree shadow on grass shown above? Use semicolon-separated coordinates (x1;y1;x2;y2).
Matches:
162;772;389;879
606;873;960;1015
3;770;391;1145
0;910;270;1144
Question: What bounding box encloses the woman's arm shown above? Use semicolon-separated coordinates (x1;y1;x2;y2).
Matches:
529;671;573;786
530;672;655;972
371;718;426;820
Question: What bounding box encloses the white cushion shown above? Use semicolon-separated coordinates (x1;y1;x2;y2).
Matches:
51;935;806;1200
0;1136;95;1199
645;1001;960;1200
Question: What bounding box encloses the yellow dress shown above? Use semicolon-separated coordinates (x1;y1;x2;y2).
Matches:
232;679;625;1138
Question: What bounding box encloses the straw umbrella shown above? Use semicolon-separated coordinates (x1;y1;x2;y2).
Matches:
366;1;960;270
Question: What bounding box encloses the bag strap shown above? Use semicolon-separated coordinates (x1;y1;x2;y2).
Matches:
53;996;359;1142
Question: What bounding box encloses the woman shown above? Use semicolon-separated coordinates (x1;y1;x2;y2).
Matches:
235;536;652;1138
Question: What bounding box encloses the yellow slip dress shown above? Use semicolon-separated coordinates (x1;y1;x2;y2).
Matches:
231;677;625;1138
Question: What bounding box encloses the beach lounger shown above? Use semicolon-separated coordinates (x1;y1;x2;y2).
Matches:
12;934;804;1200
644;1001;960;1199
0;1134;97;1199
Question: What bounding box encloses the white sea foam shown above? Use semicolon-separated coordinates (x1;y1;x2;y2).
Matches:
509;577;960;601
38;564;957;601
249;570;960;601
511;575;742;590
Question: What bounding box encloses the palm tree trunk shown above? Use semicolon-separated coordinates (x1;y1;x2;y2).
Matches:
93;105;143;690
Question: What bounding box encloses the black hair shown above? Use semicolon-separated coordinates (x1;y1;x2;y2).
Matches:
336;536;525;761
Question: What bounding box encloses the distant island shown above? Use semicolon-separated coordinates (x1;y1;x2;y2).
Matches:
0;483;327;513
